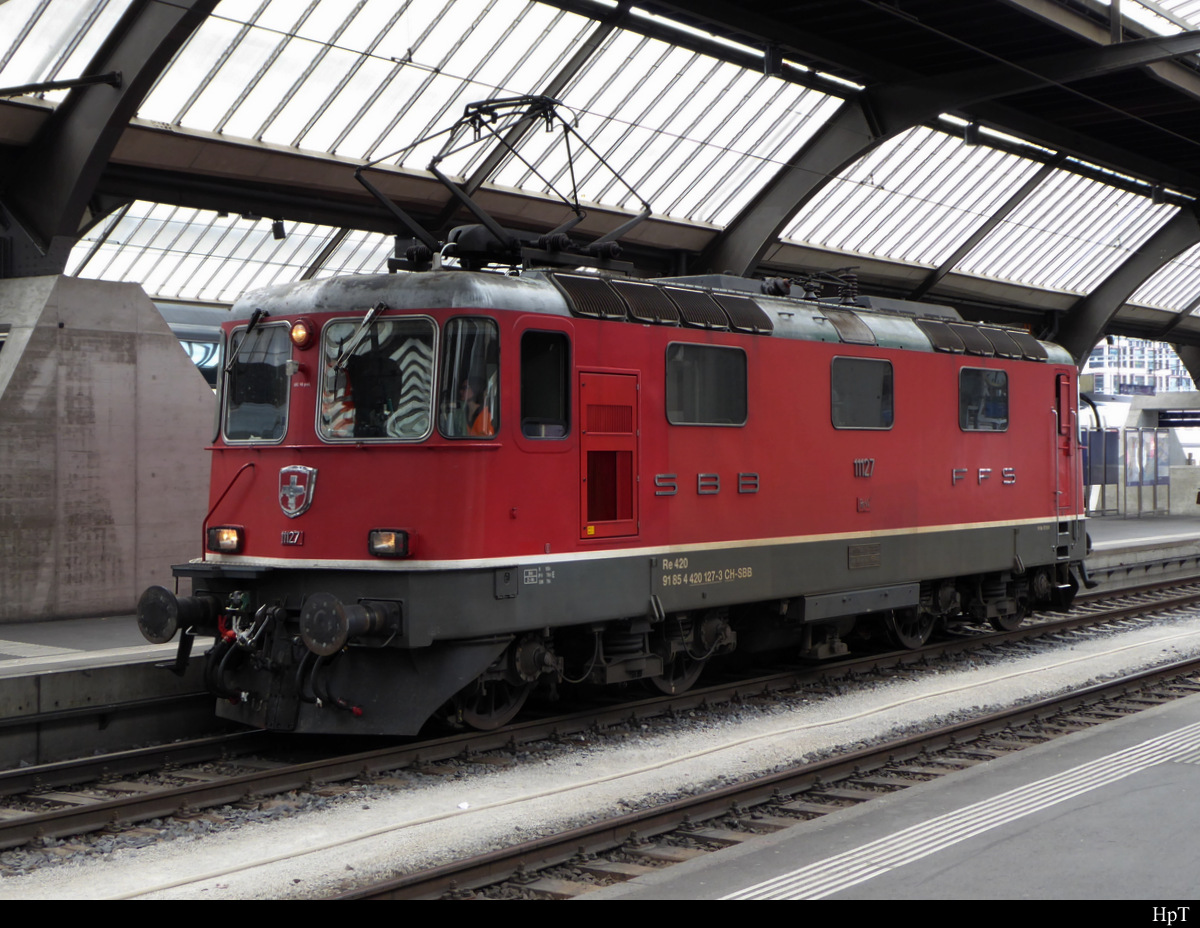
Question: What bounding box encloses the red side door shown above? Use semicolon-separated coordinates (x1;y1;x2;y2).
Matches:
579;371;639;539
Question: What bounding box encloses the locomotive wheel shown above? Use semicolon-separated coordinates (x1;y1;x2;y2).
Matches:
884;608;935;650
989;601;1027;632
457;678;534;730
647;652;706;696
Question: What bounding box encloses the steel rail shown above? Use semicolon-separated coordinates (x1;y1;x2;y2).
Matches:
336;654;1200;900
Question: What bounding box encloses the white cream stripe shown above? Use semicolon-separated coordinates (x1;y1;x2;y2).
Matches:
205;515;1084;572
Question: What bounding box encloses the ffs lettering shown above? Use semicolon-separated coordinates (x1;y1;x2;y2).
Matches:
952;466;1016;485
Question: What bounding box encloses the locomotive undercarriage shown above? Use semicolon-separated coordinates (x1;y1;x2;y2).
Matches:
138;524;1087;735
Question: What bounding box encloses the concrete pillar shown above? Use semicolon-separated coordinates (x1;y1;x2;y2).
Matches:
0;276;213;623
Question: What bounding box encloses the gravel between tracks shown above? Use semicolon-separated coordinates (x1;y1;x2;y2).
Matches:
5;611;1200;900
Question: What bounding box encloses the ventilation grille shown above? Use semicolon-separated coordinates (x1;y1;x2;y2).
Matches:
665;287;729;329
713;294;773;333
551;274;626;319
822;308;876;345
980;327;1023;359
587;404;633;433
612;280;679;324
949;323;995;356
915;319;965;353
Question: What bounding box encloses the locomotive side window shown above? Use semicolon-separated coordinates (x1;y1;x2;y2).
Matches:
831;357;893;429
959;368;1009;431
319;317;435;441
224;323;291;442
665;343;747;426
439;317;500;439
521;331;570;438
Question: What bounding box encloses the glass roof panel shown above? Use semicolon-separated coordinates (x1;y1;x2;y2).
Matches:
0;0;134;92
14;0;1194;324
218;36;328;139
66;202;392;302
1129;240;1200;311
255;46;362;146
293;55;398;154
320;229;395;276
1124;0;1189;33
137;15;244;124
490;25;841;225
11;0;841;241
783;127;1044;267
1158;0;1200;24
147;16;280;129
956;173;1177;293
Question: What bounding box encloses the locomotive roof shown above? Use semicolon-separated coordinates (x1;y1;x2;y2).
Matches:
231;268;1072;365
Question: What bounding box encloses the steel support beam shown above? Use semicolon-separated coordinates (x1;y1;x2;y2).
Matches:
698;96;882;276
700;30;1200;276
1171;343;1200;390
0;0;217;277
1057;206;1200;366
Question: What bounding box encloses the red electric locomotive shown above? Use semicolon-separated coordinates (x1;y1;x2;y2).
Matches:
137;265;1087;735
136;96;1087;735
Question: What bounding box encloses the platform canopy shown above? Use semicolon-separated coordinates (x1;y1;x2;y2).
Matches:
6;0;1200;372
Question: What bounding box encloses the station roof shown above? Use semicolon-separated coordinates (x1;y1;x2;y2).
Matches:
4;0;1200;373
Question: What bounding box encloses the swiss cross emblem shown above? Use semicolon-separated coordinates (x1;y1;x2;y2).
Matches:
279;465;317;518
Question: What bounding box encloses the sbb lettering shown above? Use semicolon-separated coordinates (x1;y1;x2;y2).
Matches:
655;472;761;497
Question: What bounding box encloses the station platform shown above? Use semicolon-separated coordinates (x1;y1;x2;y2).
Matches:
0;613;172;679
588;690;1200;901
1086;511;1200;553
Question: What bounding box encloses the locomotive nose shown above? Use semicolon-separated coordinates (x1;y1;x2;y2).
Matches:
137;586;218;643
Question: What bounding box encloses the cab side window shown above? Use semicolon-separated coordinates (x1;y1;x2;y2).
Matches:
438;318;499;439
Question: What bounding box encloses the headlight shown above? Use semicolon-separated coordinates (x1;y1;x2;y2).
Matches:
368;529;410;558
207;526;244;553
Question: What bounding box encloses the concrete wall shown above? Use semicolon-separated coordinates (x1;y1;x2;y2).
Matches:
1169;465;1200;516
1126;393;1200;466
0;276;213;623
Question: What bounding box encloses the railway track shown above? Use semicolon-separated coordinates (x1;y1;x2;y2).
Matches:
0;553;1190;773
3;580;1200;874
341;655;1200;900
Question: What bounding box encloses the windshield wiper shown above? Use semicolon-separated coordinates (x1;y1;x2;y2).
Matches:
223;308;269;375
334;302;388;371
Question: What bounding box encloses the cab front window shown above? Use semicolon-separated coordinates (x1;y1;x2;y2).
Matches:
319;316;435;441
